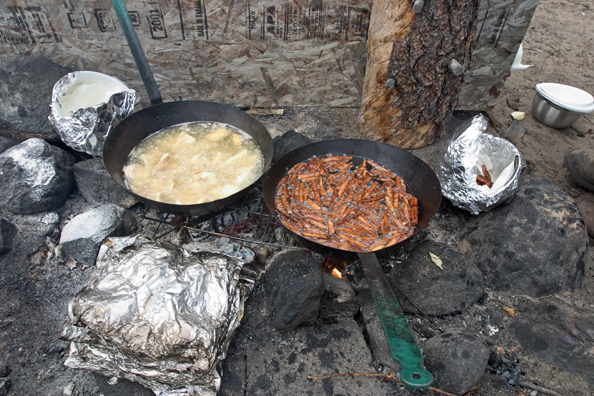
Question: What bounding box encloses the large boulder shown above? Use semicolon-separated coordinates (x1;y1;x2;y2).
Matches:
261;249;325;331
422;328;490;395
510;297;594;386
459;176;587;297
0;136;18;154
0;139;75;215
389;240;484;315
0;217;17;256
59;204;137;266
0;56;72;141
73;158;136;207
272;130;312;164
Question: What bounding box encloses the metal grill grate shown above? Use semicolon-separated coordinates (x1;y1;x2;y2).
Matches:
137;187;304;250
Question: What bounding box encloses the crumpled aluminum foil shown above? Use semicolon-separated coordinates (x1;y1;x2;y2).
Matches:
60;235;251;396
438;115;524;215
48;72;136;156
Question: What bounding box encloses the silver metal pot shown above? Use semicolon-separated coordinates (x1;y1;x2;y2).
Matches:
532;92;583;129
532;83;594;129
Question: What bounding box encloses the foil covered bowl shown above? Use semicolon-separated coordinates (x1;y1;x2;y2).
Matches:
438;115;524;215
49;71;136;156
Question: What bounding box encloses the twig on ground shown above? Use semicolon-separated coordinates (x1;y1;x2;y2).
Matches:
0;320;13;329
307;372;457;396
519;380;563;396
583;115;594;125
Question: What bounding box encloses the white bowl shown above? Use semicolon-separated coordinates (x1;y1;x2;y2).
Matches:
55;71;133;118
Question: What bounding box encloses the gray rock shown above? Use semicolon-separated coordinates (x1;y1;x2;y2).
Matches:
510;297;594;386
0;377;10;396
422;329;490;395
0;218;17;256
507;119;525;138
506;98;520;111
59;204;137;266
459;176;588;297
19;212;61;243
220;262;387;396
318;272;359;322
389;241;484;315
73;158;136;207
0;136;18;154
262;249;325;331
272;130;312;164
0;139;75;215
0;56;72;141
219;317;387;396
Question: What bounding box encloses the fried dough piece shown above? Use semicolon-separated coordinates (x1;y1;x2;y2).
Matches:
123;163;154;180
139;150;165;167
194;171;216;183
224;149;247;164
155;153;173;171
206;128;231;141
232;133;242;146
175;131;197;146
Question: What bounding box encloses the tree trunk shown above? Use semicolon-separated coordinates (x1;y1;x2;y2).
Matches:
360;0;479;149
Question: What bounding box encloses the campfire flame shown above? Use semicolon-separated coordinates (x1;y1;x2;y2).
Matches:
321;257;348;279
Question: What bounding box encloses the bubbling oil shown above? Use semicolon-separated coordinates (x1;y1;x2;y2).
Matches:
123;121;265;205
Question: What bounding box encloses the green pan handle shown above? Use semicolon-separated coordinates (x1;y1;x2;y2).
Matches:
358;252;433;389
111;0;162;105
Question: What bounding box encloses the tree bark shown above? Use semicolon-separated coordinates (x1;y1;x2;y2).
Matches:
360;0;479;149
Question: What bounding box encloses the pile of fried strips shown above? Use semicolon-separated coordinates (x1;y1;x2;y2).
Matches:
275;155;419;252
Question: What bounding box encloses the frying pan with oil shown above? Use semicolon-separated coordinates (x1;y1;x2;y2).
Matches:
262;139;442;389
106;0;273;216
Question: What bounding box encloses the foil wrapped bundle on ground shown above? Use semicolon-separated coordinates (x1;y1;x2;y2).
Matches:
49;71;136;156
438;115;524;215
60;235;251;396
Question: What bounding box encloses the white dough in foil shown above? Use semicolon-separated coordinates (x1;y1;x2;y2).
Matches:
48;71;136;156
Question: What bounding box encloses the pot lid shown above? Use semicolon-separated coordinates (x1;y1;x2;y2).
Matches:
535;83;594;114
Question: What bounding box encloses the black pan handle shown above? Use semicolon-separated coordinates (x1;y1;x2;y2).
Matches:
111;0;163;105
358;252;433;389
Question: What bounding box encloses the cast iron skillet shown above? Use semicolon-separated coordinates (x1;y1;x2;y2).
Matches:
105;0;272;216
262;139;442;389
103;100;273;216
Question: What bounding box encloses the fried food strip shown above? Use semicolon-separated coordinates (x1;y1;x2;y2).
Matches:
477;175;492;188
478;165;494;188
367;159;392;173
298;172;322;181
275;155;420;252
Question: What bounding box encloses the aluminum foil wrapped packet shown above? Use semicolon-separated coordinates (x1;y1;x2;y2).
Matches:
438;115;524;215
49;71;136;156
60;235;252;396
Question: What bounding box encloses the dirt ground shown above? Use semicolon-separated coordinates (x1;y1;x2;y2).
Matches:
489;0;594;202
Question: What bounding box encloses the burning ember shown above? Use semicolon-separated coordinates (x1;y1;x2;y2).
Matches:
321;257;347;279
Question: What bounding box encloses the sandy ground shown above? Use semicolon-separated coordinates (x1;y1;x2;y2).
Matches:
488;0;594;202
